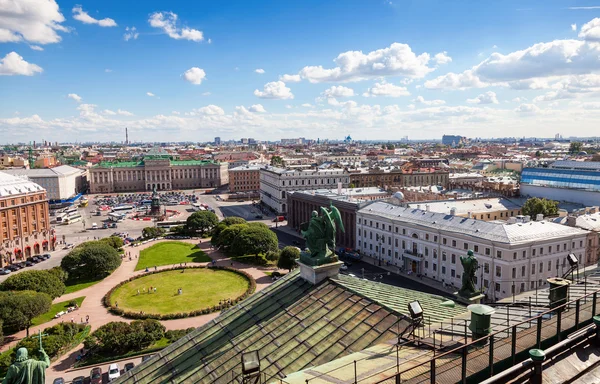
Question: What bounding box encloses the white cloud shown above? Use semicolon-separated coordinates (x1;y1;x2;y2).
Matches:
254;68;265;74
412;96;445;106
72;5;117;27
146;92;155;97
29;45;43;51
301;103;314;108
363;82;410;97
183;67;206;85
117;109;134;116
323;86;355;98
433;51;452;65
285;105;293;109
202;92;211;96
248;104;266;113
511;97;526;103
515;103;540;115
67;93;82;102
426;38;600;90
148;12;204;42
123;26;139;41
467;91;499;104
196;105;224;115
572;23;577;32
254;81;294;99
172;111;180;115
279;74;301;82
0;52;43;76
103;109;116;115
579;18;600;41
0;0;68;44
533;89;577;103
293;42;435;83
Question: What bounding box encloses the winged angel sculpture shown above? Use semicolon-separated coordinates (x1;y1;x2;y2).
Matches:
299;204;345;266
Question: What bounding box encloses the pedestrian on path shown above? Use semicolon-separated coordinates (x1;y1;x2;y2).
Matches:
86;315;89;323
154;265;157;271
71;317;74;323
80;317;83;323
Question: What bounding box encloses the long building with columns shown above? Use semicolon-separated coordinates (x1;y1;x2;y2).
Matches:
89;155;228;193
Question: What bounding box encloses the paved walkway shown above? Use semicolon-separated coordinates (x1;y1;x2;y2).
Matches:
0;238;276;380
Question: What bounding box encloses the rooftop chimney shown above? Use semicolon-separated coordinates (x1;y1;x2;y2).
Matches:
536;213;544;221
566;216;577;227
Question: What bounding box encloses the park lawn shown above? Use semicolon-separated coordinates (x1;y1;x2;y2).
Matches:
31;296;86;327
64;276;104;294
135;241;211;271
110;269;249;315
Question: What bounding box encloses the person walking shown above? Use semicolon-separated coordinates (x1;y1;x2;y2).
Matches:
85;315;89;323
154;265;157;271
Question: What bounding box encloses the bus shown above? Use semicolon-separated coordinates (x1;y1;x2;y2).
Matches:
79;199;89;208
62;214;82;225
55;208;79;223
111;205;135;213
156;220;187;230
108;212;126;222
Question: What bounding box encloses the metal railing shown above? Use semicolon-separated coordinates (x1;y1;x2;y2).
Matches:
374;287;600;384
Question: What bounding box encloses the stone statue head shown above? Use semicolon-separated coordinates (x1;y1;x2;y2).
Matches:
467;249;474;256
311;211;318;218
15;348;28;362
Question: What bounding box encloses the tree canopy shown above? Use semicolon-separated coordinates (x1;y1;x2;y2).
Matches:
84;319;165;355
212;216;247;243
569;142;583;154
0;290;51;337
522;197;559;218
142;226;165;239
277;246;300;271
186;210;219;235
61;241;121;280
231;225;278;256
0;270;65;299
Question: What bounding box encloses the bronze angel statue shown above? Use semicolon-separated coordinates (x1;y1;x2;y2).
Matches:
299;204;345;265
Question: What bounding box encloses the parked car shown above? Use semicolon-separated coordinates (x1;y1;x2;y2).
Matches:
41;253;51;260
110;223;118;228
254;214;263;219
141;354;155;362
0;268;10;275
6;264;20;271
108;363;121;381
64;243;74;250
340;264;348;270
90;367;102;384
124;362;135;372
272;216;286;222
24;260;34;267
52;378;65;384
72;376;85;384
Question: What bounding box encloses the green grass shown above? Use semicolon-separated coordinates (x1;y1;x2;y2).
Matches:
64;276;103;294
31;296;86;326
110;269;249;315
135;241;211;271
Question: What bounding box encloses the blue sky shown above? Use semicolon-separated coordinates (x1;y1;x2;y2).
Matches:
2;0;600;143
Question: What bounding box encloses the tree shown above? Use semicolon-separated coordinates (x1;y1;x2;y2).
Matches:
535;150;541;157
569;142;583;154
231;225;278;256
0;291;51;337
84;320;164;355
47;266;68;283
186;210;219;235
61;242;121;280
142;226;165;239
521;197;559;218
277;246;300;271
100;236;124;250
270;156;283;166
348;183;356;188
0;270;65;299
214;224;248;251
212;217;247;243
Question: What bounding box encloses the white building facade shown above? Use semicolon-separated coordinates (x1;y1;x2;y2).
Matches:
356;201;589;301
259;166;350;214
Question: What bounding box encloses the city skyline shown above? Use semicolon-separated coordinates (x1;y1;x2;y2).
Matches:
2;0;600;142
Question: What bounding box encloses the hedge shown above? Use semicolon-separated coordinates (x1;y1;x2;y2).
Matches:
103;266;256;320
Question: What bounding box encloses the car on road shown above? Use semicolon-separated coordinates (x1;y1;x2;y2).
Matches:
52;378;65;384
64;243;74;250
6;264;20;271
90;367;102;384
110;223;118;228
108;363;121;381
41;253;51;260
141;354;155;362
72;376;85;384
124;362;135;372
254;214;263;219
272;216;286;222
0;268;10;275
24;260;34;267
340;264;348;270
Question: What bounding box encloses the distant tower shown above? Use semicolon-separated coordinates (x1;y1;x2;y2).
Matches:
125;127;129;145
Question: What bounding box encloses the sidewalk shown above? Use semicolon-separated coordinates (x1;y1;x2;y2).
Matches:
273;224;304;239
